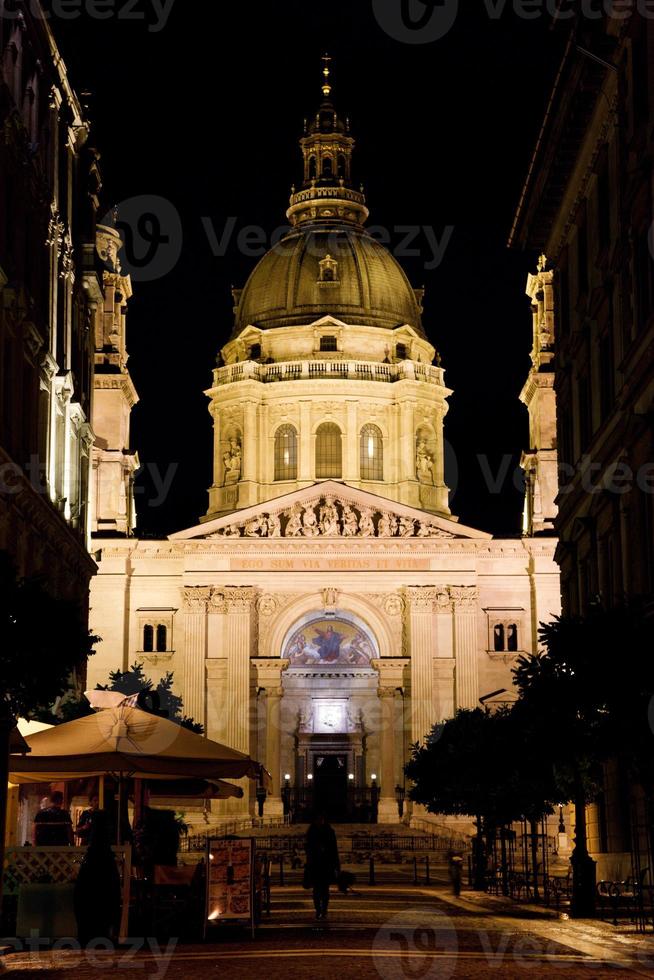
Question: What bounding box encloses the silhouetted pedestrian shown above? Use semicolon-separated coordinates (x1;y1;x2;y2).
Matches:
448;850;463;897
305;812;340;921
74;811;122;946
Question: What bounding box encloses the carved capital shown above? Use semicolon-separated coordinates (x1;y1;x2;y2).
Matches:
220;586;258;613
404;586;449;613
450;586;479;613
182;586;212;612
378;686;397;700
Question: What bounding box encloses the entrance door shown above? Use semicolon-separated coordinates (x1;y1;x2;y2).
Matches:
313;754;348;822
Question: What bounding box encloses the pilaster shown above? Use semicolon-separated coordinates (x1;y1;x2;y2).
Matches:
405;587;442;745
182;587;211;728
451;586;479;709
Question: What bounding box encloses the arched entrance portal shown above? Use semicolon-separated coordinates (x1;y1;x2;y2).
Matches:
280;611;380;823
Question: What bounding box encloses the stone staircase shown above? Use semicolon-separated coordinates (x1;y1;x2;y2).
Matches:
231;822;469;887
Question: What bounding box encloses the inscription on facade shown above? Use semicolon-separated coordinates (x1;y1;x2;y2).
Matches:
231;557;431;571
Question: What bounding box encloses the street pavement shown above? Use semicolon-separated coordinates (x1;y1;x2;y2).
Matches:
3;882;654;979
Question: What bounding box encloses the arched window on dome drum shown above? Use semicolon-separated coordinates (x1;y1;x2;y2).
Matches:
360;424;383;481
337;154;346;178
274;425;298;481
309;156;317;179
315;422;342;479
322;155;333;178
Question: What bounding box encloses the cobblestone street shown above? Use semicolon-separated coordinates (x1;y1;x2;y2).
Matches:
3;884;654;979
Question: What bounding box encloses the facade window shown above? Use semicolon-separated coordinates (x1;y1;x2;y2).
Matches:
597;154;610;252
359;424;383;481
488;615;522;653
156;624;167;652
274;424;298;481
315;422;342;479
635;225;654;332
599;330;614;421
557;252;570;337
143;624;154;652
320;335;338;352
577;213;589;297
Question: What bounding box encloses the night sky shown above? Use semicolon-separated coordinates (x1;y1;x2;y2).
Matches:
52;2;565;537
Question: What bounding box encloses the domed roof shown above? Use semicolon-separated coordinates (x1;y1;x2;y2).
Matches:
233;224;425;337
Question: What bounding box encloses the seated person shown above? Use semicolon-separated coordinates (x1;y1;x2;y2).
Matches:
33;791;74;846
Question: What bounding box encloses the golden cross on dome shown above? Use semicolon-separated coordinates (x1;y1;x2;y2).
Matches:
321;52;332;98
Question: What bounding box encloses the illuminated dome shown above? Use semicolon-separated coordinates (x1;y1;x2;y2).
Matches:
231;57;425;340
233;224;425;336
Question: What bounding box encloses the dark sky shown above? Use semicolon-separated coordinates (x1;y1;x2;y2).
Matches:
53;2;564;537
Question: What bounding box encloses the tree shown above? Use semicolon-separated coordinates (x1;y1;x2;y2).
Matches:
512;606;654;917
98;662;204;733
405;707;558;891
0;554;98;912
36;662;205;732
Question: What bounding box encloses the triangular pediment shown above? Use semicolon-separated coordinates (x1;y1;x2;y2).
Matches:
170;482;491;541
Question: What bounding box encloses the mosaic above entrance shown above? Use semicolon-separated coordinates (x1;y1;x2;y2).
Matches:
284;616;377;668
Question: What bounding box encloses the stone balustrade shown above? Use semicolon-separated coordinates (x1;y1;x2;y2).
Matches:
213;359;445;388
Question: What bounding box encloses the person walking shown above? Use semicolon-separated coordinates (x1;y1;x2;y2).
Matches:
448;850;463;897
305;812;340;921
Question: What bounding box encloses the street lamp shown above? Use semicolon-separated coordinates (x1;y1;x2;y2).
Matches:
282;774;291;818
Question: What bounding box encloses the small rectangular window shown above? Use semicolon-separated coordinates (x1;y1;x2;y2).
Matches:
396;343;408;360
320;335;337;352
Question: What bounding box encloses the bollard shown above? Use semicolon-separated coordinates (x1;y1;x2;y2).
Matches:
279;853;284;886
413;856;418;885
369;855;376;886
425;856;430;886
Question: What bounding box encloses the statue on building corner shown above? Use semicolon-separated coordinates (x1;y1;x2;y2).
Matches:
415;438;435;485
222;438;242;486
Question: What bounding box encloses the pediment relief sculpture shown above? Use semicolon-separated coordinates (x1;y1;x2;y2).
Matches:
209;494;456;539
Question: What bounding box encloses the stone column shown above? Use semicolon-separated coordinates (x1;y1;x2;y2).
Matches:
253;657;289;819
451;586;479;709
222;587;257;754
344;400;358;480
399;401;415;483
242;400;258;484
405;587;438;746
182;587;211;729
299;400;311;480
378;686;397;823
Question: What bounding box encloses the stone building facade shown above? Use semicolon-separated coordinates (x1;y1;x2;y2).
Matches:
89;65;561;826
510;11;654;874
0;3;101;609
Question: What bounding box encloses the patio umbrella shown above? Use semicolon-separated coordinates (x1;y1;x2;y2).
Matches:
7;705;270;789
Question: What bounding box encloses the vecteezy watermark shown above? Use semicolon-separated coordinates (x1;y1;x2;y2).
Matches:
373;907;458;980
100;197;183;282
202;217;455;271
1;0;176;33
0;455;179;509
372;0;654;45
1;934;178;978
372;0;460;45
